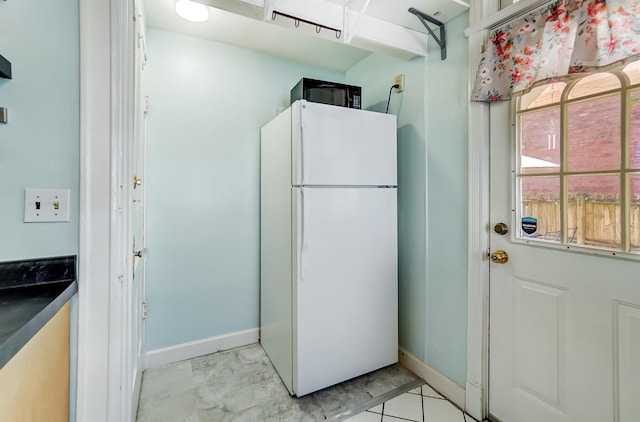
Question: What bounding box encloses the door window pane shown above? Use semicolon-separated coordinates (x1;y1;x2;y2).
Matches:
568;73;621;100
630;90;640;169
631;173;640;252
624;61;640;85
567;95;621;171
520;83;566;109
520;177;560;241
520;108;561;174
568;175;621;249
516;62;640;254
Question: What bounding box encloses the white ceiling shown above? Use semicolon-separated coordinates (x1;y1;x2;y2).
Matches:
144;0;372;71
143;0;468;72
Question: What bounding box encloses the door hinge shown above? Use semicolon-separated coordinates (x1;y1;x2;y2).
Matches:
142;301;148;320
144;95;150;114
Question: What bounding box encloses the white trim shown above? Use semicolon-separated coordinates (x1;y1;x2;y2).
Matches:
399;348;466;410
76;0;115;420
131;371;143;422
465;382;483;418
465;0;499;420
465;66;490;422
145;329;260;368
77;0;135;421
464;0;551;36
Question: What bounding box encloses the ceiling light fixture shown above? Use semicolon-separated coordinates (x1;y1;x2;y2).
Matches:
176;0;209;23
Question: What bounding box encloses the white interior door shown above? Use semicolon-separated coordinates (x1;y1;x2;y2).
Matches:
489;101;640;421
293;187;398;396
130;3;147;416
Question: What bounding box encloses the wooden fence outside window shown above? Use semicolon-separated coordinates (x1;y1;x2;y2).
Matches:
522;195;640;251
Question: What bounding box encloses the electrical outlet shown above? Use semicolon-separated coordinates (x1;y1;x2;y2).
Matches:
24;188;71;222
394;74;405;92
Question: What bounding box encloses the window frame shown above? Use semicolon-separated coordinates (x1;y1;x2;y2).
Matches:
512;63;640;259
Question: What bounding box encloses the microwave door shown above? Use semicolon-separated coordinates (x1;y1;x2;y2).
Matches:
306;87;347;108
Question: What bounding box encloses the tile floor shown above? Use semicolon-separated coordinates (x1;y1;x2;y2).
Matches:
136;343;476;422
343;384;473;422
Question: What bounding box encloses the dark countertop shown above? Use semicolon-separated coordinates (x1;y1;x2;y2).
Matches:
0;256;77;368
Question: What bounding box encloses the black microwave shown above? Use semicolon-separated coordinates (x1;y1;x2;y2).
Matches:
290;78;361;109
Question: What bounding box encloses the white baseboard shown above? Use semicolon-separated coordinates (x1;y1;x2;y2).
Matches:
145;328;259;369
398;347;466;410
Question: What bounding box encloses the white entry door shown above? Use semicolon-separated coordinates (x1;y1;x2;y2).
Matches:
489;100;640;422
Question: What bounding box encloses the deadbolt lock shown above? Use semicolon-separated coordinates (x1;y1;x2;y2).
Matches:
494;222;509;235
490;250;509;264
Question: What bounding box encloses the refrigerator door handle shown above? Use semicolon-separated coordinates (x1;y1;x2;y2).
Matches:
299;125;305;185
299;187;305;282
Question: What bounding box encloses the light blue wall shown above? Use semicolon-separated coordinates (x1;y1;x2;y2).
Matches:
146;15;469;386
346;55;427;359
0;1;79;420
145;29;344;350
0;0;79;260
424;13;469;386
347;12;469;387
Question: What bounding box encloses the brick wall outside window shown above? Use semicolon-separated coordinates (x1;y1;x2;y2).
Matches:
520;94;640;201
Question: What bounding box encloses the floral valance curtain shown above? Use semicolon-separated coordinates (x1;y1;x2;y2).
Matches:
471;0;640;102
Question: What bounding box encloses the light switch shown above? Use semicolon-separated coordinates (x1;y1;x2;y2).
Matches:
24;188;71;222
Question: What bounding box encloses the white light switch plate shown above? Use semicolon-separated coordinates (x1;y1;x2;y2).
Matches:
24;188;71;222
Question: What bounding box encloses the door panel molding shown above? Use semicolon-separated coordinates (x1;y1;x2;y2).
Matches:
513;279;567;410
614;301;640;422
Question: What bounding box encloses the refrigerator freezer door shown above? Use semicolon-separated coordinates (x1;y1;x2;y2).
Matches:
292;101;397;187
292;187;398;396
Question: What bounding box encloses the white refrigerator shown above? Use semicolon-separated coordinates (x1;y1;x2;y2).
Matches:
260;100;398;397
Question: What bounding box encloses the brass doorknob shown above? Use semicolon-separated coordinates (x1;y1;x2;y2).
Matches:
494;222;509;235
133;176;143;189
490;250;509;264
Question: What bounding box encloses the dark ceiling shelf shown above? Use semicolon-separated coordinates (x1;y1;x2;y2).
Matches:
0;54;12;79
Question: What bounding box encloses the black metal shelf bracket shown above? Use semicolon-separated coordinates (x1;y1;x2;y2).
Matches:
0;54;11;79
408;7;446;60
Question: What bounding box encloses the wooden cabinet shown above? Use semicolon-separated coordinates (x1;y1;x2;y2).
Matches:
0;302;70;421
